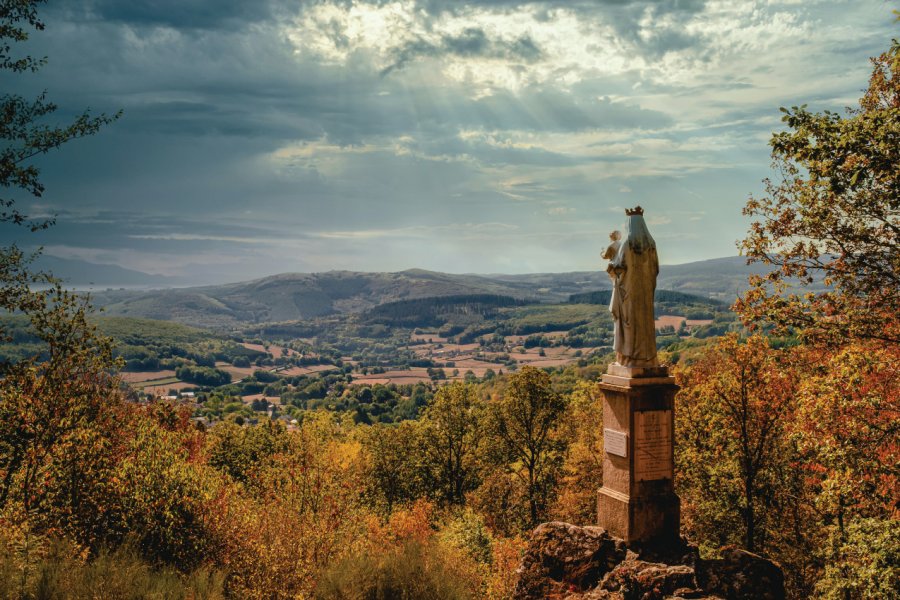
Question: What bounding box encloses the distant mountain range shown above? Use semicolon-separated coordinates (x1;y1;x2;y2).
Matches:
34;255;189;288
86;257;773;330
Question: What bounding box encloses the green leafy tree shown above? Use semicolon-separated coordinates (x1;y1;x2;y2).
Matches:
206;419;288;484
361;421;425;513
0;0;123;573
420;382;484;506
816;518;900;600
738;37;900;345
487;366;567;528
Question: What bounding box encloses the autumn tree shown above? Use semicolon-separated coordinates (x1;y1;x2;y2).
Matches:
551;380;605;524
733;32;900;597
676;334;797;553
738;37;900;345
788;341;900;599
487;366;568;528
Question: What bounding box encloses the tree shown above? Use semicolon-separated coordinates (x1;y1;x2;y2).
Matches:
487;366;567;528
0;289;121;514
419;382;483;506
0;0;122;566
676;334;796;553
551;380;604;524
361;421;425;513
738;38;900;345
1;0;118;230
206;419;288;484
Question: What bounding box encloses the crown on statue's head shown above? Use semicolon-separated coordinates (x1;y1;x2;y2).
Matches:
625;206;644;216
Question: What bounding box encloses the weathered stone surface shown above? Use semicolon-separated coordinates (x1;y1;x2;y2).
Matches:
513;524;784;600
696;547;786;600
568;589;624;600
513;522;627;600
599;559;698;599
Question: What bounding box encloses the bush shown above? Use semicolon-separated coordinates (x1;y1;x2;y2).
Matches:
315;540;477;600
0;535;224;600
112;419;220;569
439;509;494;565
253;369;279;383
816;518;900;600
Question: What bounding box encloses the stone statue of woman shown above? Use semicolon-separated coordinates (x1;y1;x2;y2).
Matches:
608;206;659;368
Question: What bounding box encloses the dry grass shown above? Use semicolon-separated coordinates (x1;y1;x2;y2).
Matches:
655;315;686;330
120;369;177;383
143;381;195;396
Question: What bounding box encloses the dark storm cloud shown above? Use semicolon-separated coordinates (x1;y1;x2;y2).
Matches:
70;0;303;30
417;0;705;10
383;27;543;75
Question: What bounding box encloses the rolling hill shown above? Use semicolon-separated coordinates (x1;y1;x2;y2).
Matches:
88;257;772;330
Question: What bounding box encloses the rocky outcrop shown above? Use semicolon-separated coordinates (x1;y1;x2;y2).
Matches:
513;523;785;600
514;522;627;599
696;547;786;600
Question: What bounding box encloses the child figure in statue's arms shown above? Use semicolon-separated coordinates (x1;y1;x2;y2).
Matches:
602;230;622;278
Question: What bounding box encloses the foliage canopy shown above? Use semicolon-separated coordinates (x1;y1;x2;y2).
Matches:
739;39;900;344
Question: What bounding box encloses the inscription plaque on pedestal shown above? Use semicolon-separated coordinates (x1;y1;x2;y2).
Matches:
634;410;672;482
604;428;628;457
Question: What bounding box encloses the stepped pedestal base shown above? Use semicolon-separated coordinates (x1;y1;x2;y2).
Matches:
597;366;681;546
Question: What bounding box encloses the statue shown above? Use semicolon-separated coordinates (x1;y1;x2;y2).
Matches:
601;230;622;280
606;206;659;368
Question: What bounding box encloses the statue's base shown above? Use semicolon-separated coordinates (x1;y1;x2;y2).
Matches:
597;368;680;546
607;364;669;378
598;486;681;547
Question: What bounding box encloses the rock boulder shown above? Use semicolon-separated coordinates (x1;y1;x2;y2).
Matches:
513;523;785;600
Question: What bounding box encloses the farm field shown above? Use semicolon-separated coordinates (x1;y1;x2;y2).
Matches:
655;315;715;331
119;370;176;383
353;368;432;385
143;381;196;396
216;362;256;381
87;288;736;422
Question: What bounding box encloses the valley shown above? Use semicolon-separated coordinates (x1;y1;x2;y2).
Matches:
0;261;741;425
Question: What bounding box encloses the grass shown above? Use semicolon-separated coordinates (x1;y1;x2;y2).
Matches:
0;538;224;600
315;541;477;600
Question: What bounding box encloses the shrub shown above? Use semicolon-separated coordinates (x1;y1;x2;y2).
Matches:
315;540;477;600
439;508;494;565
816;518;900;600
0;534;224;600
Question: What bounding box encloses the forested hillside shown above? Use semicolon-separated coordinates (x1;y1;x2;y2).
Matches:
87;258;762;330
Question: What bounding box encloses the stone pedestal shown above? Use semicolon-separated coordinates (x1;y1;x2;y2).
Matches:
597;366;680;546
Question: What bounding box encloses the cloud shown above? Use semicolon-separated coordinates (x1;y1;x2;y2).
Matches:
1;0;892;282
383;27;543;75
74;0;302;30
547;206;575;216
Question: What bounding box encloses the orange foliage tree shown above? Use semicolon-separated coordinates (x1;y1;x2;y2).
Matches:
676;334;797;553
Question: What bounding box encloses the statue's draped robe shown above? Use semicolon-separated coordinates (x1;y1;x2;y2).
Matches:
610;222;659;367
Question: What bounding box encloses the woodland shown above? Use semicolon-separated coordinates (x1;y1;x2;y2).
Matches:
0;2;898;599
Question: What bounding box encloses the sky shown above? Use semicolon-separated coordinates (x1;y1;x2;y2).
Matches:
2;0;897;284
